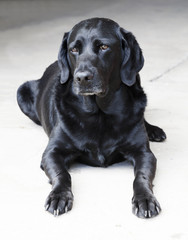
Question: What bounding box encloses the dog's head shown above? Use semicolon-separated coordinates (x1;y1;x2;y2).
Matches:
58;18;144;97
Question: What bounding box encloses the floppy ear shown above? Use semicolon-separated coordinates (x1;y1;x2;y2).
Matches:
120;28;144;86
58;32;70;84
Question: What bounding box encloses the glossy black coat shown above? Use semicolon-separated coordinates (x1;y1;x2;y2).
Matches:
17;18;166;218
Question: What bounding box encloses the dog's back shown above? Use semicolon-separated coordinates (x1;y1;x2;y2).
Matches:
17;61;60;133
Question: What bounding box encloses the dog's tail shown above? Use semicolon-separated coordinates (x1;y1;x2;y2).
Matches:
17;80;41;125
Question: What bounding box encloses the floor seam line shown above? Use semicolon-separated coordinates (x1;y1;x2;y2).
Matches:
149;54;188;82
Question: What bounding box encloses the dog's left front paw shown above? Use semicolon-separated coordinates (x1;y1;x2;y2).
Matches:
132;194;161;218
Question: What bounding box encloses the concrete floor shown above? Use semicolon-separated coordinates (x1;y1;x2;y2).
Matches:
0;0;188;239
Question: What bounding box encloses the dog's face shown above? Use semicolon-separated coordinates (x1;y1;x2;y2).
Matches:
68;19;122;96
58;18;144;97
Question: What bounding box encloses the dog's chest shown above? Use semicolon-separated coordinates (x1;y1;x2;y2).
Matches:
79;117;128;167
81;140;125;167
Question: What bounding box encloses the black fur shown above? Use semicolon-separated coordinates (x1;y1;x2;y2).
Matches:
17;18;166;218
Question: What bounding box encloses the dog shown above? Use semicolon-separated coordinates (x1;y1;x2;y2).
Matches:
17;18;166;218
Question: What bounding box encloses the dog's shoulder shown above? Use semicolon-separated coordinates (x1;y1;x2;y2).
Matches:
130;74;147;113
38;61;60;88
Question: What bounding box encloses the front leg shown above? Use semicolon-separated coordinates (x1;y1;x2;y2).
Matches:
41;132;76;216
132;150;161;218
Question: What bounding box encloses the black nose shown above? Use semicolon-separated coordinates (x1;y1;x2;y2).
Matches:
75;71;93;82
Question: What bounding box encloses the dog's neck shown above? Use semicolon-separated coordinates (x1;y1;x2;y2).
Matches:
78;84;130;115
81;95;98;113
95;84;129;114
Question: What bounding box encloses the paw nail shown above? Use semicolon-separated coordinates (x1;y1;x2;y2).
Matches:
148;210;151;218
56;209;59;216
45;205;49;211
135;208;138;215
54;210;57;217
144;211;148;218
65;206;68;213
156;206;160;214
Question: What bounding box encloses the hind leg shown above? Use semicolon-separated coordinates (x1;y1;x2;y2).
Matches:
144;120;166;142
17;80;41;125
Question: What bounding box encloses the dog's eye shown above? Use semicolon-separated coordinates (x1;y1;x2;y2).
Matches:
71;48;79;53
100;45;109;51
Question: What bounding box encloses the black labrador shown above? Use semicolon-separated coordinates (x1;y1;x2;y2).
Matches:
17;18;166;218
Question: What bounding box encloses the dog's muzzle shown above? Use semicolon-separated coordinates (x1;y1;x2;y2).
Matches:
73;70;106;96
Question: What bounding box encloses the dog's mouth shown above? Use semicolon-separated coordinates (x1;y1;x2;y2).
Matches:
72;83;107;97
77;89;106;97
74;89;106;97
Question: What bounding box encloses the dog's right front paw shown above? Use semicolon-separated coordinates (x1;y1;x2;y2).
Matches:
45;189;74;216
